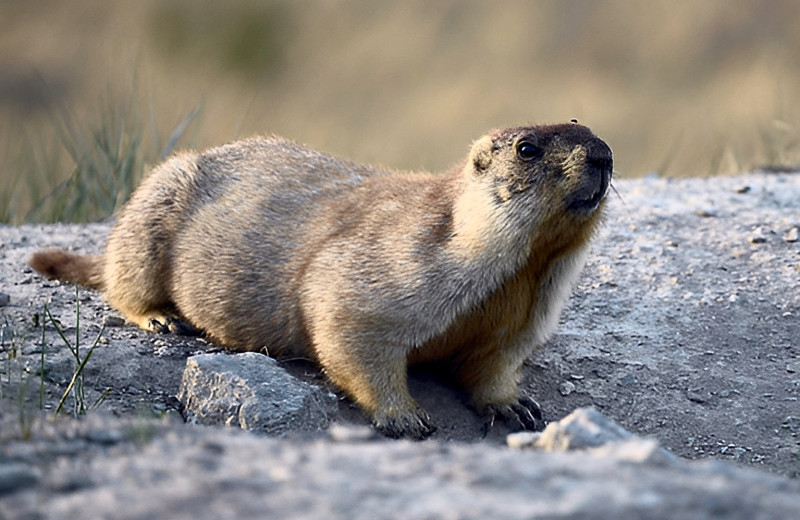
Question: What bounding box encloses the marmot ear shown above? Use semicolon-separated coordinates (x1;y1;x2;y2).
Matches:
469;136;494;173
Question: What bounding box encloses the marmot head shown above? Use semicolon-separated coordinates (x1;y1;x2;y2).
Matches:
466;122;612;241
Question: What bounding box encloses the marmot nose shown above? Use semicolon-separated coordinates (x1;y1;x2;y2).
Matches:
585;139;613;198
586;138;613;177
568;137;612;212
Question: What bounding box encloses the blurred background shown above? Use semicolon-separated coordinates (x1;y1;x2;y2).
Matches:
2;0;799;222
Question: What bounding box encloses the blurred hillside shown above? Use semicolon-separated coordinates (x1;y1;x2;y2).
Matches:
2;0;800;221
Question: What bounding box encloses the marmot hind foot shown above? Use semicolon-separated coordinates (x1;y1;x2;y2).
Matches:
145;315;202;336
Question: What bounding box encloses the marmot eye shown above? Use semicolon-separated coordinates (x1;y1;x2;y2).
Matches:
516;141;540;161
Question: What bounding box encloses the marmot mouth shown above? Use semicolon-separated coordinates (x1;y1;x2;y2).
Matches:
569;160;612;212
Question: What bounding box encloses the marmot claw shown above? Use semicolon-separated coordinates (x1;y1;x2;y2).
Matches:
483;397;546;435
374;409;436;440
147;316;201;336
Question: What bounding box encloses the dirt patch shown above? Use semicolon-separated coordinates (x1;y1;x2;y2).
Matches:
1;172;799;478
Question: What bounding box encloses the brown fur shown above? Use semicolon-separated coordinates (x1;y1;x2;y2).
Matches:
29;122;613;438
29;249;105;291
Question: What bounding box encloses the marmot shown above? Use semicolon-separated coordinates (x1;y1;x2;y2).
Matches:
30;122;612;439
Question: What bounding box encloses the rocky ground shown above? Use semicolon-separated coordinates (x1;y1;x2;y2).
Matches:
0;172;799;518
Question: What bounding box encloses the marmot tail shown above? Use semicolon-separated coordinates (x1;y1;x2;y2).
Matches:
29;248;105;291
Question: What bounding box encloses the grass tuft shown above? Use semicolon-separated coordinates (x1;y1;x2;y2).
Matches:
44;288;106;417
757;119;800;172
1;86;200;225
1;286;110;440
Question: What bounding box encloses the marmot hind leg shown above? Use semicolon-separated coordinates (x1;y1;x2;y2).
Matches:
101;232;197;336
101;266;199;336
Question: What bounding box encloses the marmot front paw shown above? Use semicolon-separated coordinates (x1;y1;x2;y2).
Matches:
373;408;436;440
482;396;546;435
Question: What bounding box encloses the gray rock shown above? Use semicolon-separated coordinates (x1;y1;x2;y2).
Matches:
102;315;126;328
686;389;707;403
0;292;9;307
509;408;667;464
514;408;684;468
327;423;377;442
85;428;125;446
558;381;576;396
534;407;634;450
747;226;768;243
782;416;800;434
177;352;337;435
0;464;40;495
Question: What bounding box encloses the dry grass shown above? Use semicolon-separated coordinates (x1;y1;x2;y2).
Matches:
1;0;799;222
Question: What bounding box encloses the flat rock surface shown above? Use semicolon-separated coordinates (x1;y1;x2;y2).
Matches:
0;172;799;518
3;409;800;520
